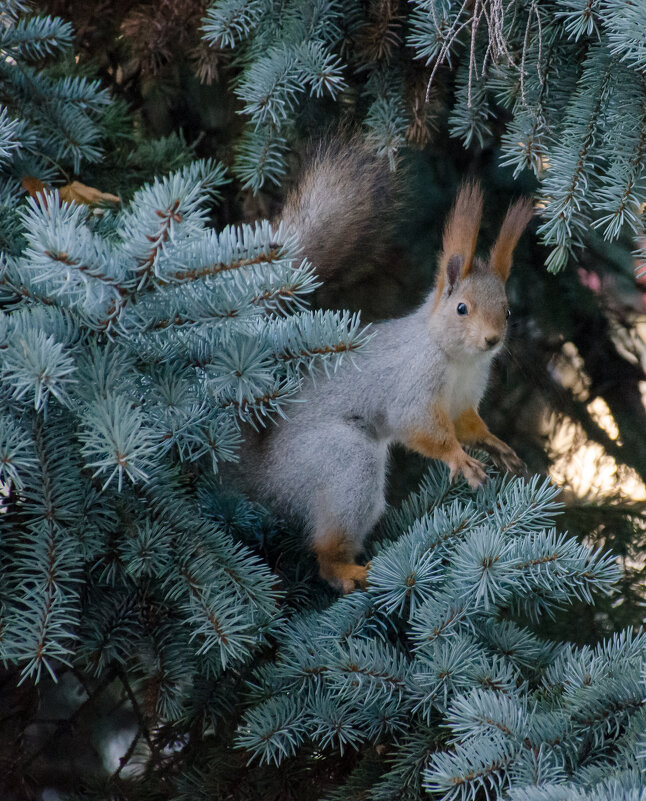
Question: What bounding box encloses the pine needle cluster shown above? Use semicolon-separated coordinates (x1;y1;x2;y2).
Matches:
202;0;646;272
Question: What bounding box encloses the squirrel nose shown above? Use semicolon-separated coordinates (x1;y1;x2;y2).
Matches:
485;335;500;348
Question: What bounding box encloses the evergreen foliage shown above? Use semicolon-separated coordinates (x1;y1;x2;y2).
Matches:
233;469;646;801
0;1;109;186
0;0;201;253
202;0;646;272
0;147;371;688
1;3;646;800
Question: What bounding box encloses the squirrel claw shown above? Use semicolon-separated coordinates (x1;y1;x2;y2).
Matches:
450;452;487;490
499;452;526;475
485;439;525;475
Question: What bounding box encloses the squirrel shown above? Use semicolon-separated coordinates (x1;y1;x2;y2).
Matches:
235;139;533;593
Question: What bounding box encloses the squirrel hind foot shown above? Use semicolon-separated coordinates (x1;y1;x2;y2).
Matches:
322;562;369;594
313;531;369;593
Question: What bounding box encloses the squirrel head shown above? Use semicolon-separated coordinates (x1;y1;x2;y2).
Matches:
431;182;533;359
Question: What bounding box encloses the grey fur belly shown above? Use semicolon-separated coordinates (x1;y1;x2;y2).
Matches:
251;417;387;541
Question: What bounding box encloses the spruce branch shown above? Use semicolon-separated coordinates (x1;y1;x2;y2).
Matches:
0;14;74;61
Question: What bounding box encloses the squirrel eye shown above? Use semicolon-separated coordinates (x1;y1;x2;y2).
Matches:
506;308;511;319
457;303;468;316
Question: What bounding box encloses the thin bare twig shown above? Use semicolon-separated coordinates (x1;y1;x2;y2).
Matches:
23;668;117;770
111;729;141;780
424;0;544;108
425;0;472;102
116;667;159;765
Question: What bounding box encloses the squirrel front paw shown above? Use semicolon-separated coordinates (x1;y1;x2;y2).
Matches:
449;450;487;489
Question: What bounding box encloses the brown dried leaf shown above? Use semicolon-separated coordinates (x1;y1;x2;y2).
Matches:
22;176;51;208
59;181;121;206
22;176;48;197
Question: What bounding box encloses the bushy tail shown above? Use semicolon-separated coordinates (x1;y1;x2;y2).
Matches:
280;136;400;282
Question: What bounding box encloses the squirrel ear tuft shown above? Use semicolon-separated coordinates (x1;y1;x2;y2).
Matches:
446;255;463;293
489;197;533;281
436;181;483;295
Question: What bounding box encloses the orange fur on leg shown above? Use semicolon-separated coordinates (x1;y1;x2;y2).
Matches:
313;531;369;594
454;408;490;444
454;407;524;474
403;406;486;489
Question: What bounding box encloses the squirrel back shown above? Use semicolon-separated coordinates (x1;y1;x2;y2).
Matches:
279;136;401;283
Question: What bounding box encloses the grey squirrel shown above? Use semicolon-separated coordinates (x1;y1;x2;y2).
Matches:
235;139;533;593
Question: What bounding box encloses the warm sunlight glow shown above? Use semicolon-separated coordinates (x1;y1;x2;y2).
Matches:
548;397;646;501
